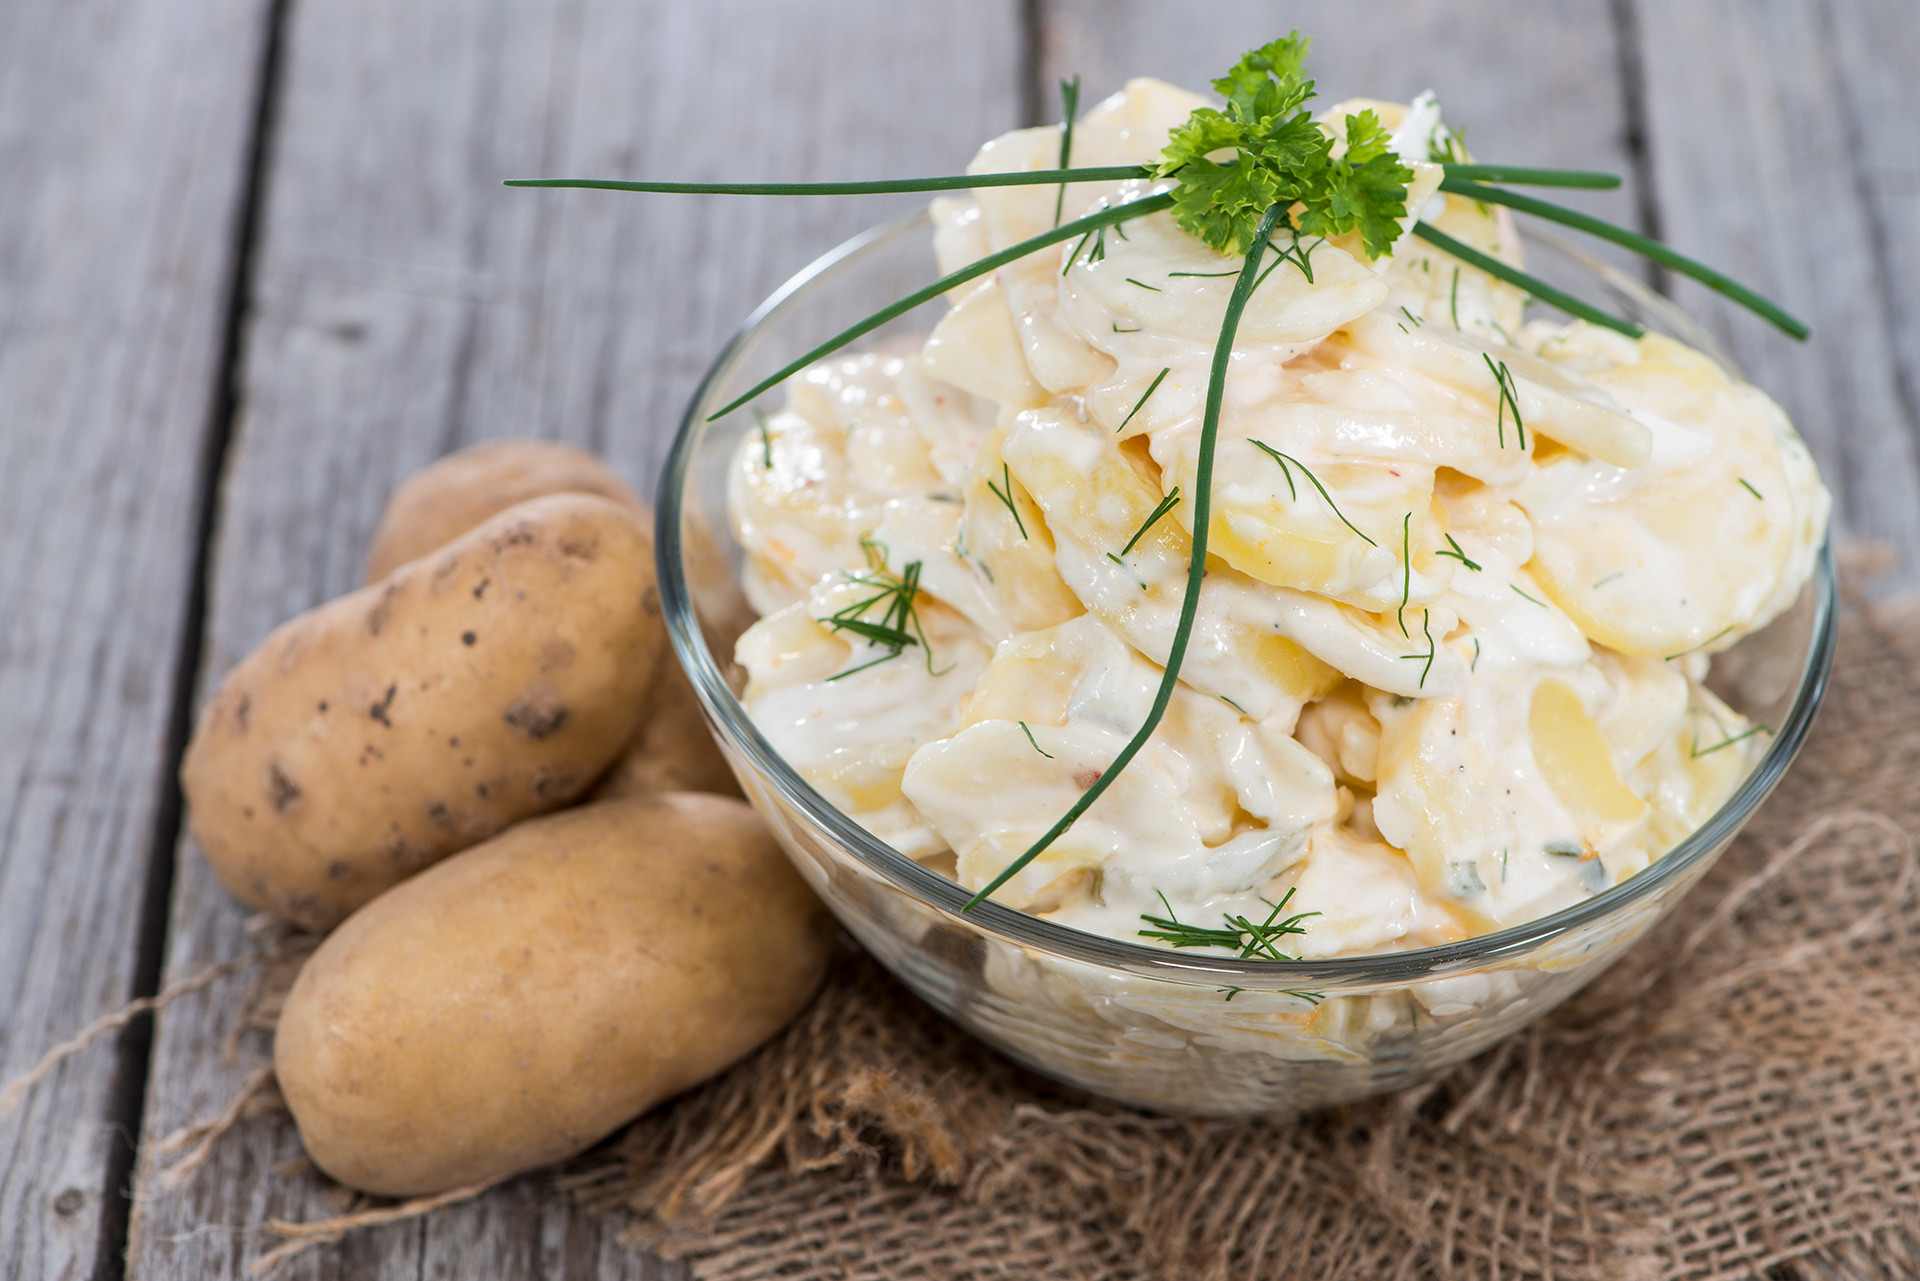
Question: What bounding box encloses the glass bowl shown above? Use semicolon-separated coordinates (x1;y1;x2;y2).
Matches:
655;211;1837;1116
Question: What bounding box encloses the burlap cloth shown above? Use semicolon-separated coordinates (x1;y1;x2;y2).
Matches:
549;562;1920;1281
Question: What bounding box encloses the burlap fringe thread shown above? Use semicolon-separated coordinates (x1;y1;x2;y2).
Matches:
14;558;1920;1279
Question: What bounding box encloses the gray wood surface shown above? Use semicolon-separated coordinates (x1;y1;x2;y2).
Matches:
1637;0;1920;592
3;1;1917;1277
124;2;1023;1277
0;1;270;1277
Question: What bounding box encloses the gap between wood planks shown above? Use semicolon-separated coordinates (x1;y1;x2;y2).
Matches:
93;1;295;1277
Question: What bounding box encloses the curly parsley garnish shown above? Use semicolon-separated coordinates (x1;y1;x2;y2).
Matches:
1152;33;1414;259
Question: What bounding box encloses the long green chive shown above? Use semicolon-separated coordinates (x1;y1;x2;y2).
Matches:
1248;441;1378;546
1438;164;1621;189
506;160;1614;199
1439;178;1808;339
506;166;1148;197
964;201;1290;912
1118;367;1170;433
1121;487;1182;554
1054;76;1081;227
1413;222;1645;338
711;193;1173;419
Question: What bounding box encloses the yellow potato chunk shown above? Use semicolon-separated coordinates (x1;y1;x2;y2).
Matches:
1528;678;1647;824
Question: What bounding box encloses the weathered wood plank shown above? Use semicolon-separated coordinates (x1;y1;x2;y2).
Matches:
1633;0;1920;591
0;1;271;1277
1036;0;1646;285
127;1;1024;1276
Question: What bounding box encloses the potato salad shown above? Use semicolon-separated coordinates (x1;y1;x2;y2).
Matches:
727;79;1828;963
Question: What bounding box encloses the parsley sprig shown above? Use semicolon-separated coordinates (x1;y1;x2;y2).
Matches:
1151;34;1414;258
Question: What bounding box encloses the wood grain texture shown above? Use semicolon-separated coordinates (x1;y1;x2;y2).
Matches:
1633;0;1920;590
0;1;269;1276
127;2;1023;1276
1036;0;1647;287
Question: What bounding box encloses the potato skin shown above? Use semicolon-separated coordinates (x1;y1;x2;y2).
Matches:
274;794;833;1197
364;440;640;582
591;658;742;800
182;494;664;929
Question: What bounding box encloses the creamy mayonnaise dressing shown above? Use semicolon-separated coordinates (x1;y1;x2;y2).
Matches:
727;78;1828;962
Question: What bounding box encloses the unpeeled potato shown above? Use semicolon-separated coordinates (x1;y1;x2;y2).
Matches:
274;794;834;1197
363;437;741;798
182;494;664;930
364;440;641;582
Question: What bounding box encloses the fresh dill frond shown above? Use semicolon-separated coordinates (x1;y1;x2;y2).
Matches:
1665;624;1735;662
1436;532;1482;571
1126;276;1162;291
986;461;1029;539
1483;354;1527;449
1449;266;1462;329
1511;582;1548;607
1018;720;1055;758
1398;511;1413;637
1118;367;1171;433
1592;571;1625;589
821;545;938;680
1122;486;1182;554
1220;695;1248;714
1248;440;1378;546
1690;720;1771;758
1739;477;1763;501
1138;888;1318;960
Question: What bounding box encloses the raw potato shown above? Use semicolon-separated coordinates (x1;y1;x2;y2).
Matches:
274;794;834;1197
182;494;665;930
362;436;741;799
364;439;640;582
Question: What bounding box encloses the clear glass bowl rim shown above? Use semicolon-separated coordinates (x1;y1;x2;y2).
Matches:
656;209;1839;990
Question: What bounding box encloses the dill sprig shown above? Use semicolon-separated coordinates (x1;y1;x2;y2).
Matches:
1691;722;1770;758
964;201;1292;911
1483;354;1527;449
822;544;937;681
1436;532;1481;571
1122;487;1183;554
1118;367;1171;433
1398;511;1413;637
1439;177;1808;339
1510;582;1548;608
1018;720;1055;758
1397;608;1437;688
1248;440;1378;546
1054;75;1081;227
1138;888;1318;960
1064;223;1110;275
986;461;1029;539
1739;478;1763;501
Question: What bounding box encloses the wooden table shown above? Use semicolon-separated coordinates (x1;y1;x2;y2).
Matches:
2;2;1914;1276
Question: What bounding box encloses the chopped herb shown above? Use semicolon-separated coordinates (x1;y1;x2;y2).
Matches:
1018;720;1055;758
985;462;1028;539
821;545;941;680
1419;609;1436;688
1249;440;1378;545
1483;354;1527;449
1691;722;1770;758
1220;695;1248;714
1112;322;1142;333
1398;511;1413;637
1125;276;1163;291
1105;550;1149;590
1118;367;1171;433
1472;636;1482;671
1544;840;1584;858
753;408;774;468
1399;304;1423;328
1121;486;1182;554
1592;571;1625;589
1138;888;1317;960
1436;532;1482;571
1500;846;1509;882
1665;624;1735;662
1511;582;1548;608
1053;75;1081;227
1739;477;1763;501
1449;266;1462;328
